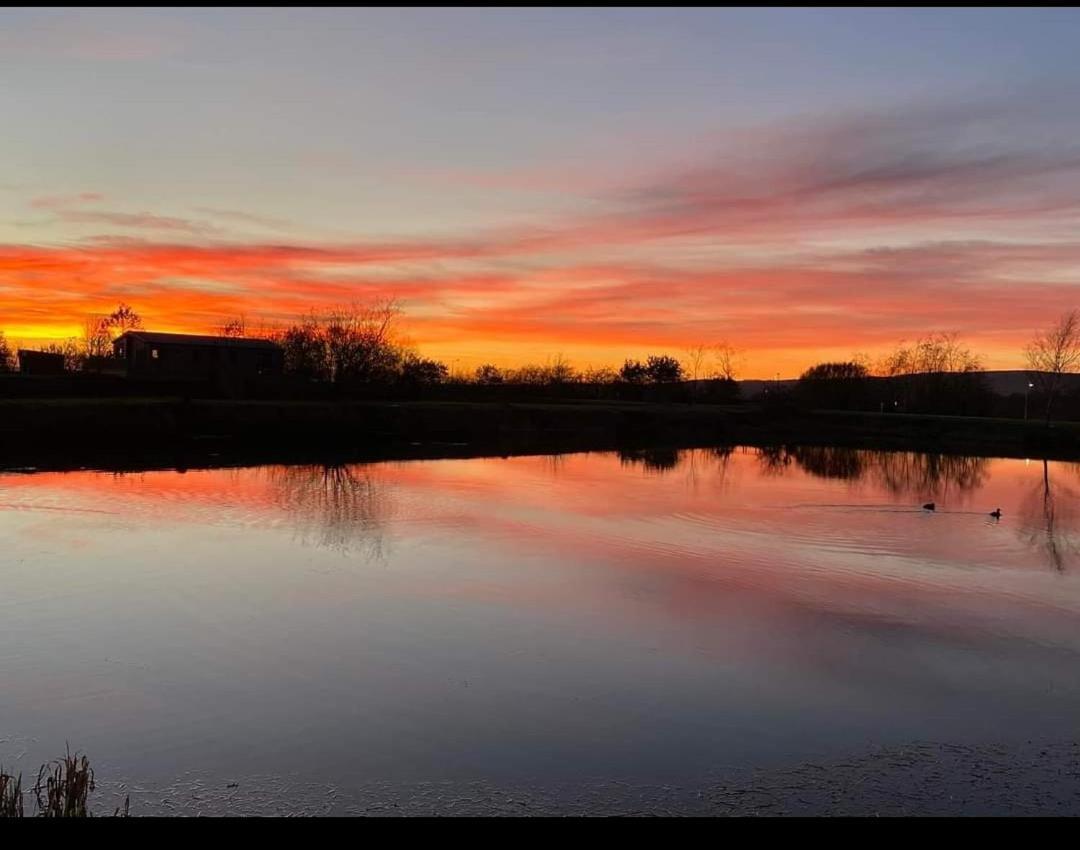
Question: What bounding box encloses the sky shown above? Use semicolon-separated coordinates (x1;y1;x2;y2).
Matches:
4;7;1080;377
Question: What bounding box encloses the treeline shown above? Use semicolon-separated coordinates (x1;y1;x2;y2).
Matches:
2;301;740;402
0;303;146;373
472;354;692;387
274;302;448;389
272;306;737;398
791;333;993;416
789;325;1080;422
9;301;1080;423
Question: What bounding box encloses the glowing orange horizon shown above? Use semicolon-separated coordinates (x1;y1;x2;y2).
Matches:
5;109;1079;381
6;31;1080;383
0;320;1040;382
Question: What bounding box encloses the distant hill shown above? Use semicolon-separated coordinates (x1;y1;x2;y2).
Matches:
735;371;1080;399
736;379;799;398
980;370;1075;396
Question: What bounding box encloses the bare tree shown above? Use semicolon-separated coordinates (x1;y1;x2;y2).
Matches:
682;342;742;382
276;299;406;385
0;331;13;372
683;344;710;382
277;312;325;380
880;333;982;377
580;364;617;384
877;332;986;414
474;363;504;384
324;299;403;384
710;341;743;381
221;315;247;338
1025;309;1080;425
81;303;143;366
107;303;142;335
42;339;83;372
547;353;577;384
82;315;113;359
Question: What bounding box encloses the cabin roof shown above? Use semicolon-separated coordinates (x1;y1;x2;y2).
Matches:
115;331;281;350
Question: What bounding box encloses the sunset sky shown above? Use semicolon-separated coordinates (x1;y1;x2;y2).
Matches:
5;8;1080;377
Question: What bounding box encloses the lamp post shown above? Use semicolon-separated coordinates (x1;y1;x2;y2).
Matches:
1025;381;1034;421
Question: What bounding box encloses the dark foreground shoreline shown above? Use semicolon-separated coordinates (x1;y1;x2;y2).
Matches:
88;739;1080;816
2;397;1080;472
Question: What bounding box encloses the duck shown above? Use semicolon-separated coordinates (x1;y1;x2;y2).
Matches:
922;502;936;511
990;508;1002;519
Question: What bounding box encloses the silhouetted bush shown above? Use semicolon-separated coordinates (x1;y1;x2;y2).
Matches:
474;363;504;384
797;361;870;410
399;353;448;388
619;355;684;385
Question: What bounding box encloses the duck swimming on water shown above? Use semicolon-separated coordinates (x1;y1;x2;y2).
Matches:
923;502;936;511
990;508;1002;519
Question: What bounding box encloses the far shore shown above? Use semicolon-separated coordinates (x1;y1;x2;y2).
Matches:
2;396;1080;472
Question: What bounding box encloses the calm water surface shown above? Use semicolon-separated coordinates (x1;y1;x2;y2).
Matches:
2;446;1079;812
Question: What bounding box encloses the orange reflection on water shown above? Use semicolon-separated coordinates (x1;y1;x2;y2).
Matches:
3;446;1080;791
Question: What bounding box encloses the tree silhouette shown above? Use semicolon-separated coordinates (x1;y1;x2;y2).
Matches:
221;315;246;338
400;352;448;386
684;344;710;381
877;332;987;414
645;355;683;383
0;331;13;372
1025;309;1080;425
797;361;870;409
619;359;648;385
106;303;142;335
41;339;82;371
82;315;112;359
475;363;504;384
710;342;742;381
800;361;868;382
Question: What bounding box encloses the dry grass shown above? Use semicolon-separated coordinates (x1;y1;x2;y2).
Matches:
0;746;128;817
0;767;24;817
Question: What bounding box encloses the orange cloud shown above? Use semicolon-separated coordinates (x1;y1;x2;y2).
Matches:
6;99;1080;375
2;237;1074;376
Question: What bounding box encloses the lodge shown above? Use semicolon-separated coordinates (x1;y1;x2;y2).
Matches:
17;349;66;376
112;331;283;379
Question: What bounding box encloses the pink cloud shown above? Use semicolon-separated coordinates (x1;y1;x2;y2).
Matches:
30;192;105;210
8;96;1080;373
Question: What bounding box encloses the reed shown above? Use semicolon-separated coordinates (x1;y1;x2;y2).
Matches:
0;747;128;817
0;767;24;817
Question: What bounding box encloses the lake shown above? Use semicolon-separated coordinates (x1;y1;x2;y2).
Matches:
2;445;1080;815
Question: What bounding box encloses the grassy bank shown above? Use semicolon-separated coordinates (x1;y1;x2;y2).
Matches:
2;396;1080;471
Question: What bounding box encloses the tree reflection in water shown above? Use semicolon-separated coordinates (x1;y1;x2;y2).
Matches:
261;463;390;559
252;447;1077;570
618;446;737;493
758;445;990;503
1017;459;1080;572
754;445;793;477
618;447;683;474
620;443;991;499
